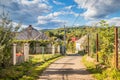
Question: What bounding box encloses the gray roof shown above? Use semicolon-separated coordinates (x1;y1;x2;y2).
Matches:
16;25;49;40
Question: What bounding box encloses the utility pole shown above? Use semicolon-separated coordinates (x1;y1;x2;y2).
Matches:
87;34;89;56
96;33;99;62
114;27;118;69
64;25;66;55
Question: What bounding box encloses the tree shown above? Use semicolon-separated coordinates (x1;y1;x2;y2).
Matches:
0;12;20;68
98;21;114;65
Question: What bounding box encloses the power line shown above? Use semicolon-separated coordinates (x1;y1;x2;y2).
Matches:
71;13;81;27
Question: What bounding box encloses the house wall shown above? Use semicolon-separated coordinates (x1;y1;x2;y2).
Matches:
76;43;84;52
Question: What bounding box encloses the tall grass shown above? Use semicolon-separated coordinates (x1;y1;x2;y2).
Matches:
82;55;120;80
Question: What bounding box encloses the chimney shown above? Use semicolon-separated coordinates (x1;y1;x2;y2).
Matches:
29;25;32;28
27;25;32;39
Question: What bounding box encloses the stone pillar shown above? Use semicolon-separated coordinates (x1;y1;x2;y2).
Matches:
24;43;29;61
52;45;55;54
13;43;17;65
57;45;60;53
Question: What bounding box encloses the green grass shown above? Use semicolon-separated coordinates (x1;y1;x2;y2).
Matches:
82;55;120;80
29;54;56;63
0;54;62;80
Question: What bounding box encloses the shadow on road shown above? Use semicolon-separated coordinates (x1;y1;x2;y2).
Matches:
53;63;74;65
40;68;93;80
39;53;94;80
66;53;81;56
44;68;91;75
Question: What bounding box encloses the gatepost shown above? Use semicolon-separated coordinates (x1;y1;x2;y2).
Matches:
13;43;17;65
52;45;55;54
57;45;60;53
24;43;29;61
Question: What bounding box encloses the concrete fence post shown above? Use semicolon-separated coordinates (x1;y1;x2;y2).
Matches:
57;45;60;53
24;43;29;61
13;43;17;65
52;45;55;54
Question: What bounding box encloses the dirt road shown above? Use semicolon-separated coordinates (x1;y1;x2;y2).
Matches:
38;54;95;80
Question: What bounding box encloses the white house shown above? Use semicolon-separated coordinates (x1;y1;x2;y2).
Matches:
75;35;87;53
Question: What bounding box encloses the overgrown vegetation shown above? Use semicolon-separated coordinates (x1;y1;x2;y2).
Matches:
0;13;20;68
82;55;120;80
86;20;115;66
82;20;120;80
0;54;62;80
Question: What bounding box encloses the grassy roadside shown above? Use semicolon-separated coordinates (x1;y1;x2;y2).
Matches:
82;55;120;80
0;54;63;80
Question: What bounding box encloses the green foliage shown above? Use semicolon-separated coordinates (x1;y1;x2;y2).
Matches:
82;55;96;71
0;13;21;68
77;50;86;55
67;41;76;53
44;27;87;52
82;55;120;80
97;21;114;65
13;40;50;46
0;54;62;80
86;20;115;66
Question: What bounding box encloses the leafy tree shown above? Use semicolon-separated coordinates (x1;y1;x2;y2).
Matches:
98;21;114;65
0;12;20;68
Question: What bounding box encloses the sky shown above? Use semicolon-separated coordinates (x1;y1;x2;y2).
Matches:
0;0;120;29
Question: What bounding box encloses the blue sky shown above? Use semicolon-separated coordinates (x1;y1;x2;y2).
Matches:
0;0;120;29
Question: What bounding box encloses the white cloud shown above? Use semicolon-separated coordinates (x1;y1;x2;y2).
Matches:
37;10;78;26
37;12;67;28
86;20;98;26
20;0;39;5
64;5;73;10
74;0;120;19
107;17;120;26
86;17;120;26
53;0;64;5
63;5;79;17
0;0;52;24
37;12;64;24
73;23;80;26
69;11;79;17
12;22;28;29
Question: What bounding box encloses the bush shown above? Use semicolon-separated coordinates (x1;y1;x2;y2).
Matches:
0;54;62;80
82;55;120;80
78;50;86;55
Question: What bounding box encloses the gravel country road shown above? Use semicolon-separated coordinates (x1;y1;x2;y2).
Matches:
38;54;95;80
